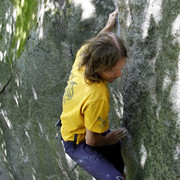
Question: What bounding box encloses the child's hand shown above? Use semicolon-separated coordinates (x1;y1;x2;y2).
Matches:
105;10;118;31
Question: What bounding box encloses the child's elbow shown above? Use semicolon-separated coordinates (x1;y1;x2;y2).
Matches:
85;135;96;147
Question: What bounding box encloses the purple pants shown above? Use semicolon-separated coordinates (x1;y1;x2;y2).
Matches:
62;131;124;180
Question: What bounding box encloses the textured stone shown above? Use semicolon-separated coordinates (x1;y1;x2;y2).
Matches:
0;0;179;179
117;0;180;179
0;0;115;179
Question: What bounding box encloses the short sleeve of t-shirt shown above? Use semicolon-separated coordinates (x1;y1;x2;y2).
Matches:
84;99;109;133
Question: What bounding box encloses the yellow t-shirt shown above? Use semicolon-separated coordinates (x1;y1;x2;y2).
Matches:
60;45;110;144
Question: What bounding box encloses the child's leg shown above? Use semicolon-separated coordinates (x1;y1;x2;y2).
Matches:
100;129;125;173
96;141;124;173
63;141;124;180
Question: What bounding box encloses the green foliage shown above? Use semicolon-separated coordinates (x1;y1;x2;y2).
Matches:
11;0;38;60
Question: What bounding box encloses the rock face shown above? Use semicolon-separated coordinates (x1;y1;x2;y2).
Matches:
0;0;114;180
118;0;180;179
0;0;179;180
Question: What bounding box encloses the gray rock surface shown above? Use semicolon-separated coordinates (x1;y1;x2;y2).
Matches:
118;0;180;179
0;0;179;180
